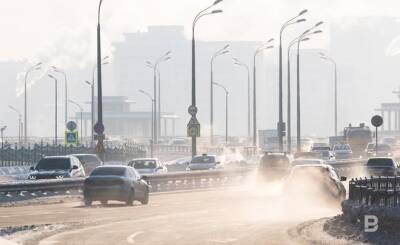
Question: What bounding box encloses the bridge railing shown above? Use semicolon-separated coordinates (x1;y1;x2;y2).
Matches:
0;143;146;167
348;176;400;207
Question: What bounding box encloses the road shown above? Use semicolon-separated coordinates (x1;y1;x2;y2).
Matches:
0;184;347;245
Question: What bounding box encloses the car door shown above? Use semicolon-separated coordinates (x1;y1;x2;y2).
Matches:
129;168;145;198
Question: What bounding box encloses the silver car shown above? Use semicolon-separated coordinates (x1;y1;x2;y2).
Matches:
187;154;222;171
128;158;167;175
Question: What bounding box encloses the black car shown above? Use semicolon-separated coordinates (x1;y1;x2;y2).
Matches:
29;156;85;180
365;157;399;176
83;165;150;206
258;152;291;181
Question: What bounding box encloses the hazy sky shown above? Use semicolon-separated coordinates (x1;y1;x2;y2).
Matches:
1;0;400;64
2;0;400;138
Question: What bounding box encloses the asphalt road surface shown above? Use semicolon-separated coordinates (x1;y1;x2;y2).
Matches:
0;184;347;245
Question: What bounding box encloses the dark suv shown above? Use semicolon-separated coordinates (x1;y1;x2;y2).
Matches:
258;152;291;181
29;156;85;180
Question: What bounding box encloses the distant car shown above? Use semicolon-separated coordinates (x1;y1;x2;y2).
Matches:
311;143;331;152
365;143;392;157
187;154;222;171
168;138;188;145
29;156;85;180
284;164;347;205
332;144;353;160
320;150;334;160
258;152;291;181
128;158;167;175
365;157;399;176
70;154;103;175
291;159;325;166
164;157;191;172
83;165;150;206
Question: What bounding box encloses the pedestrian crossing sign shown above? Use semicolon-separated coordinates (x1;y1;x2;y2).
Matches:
65;131;79;146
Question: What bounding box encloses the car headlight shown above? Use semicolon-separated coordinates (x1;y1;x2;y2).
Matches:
28;175;36;180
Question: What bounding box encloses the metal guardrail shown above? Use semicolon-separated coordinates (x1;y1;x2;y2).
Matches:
348;176;400;207
0;143;146;167
0;168;254;196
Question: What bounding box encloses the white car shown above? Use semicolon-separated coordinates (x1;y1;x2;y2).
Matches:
187;154;222;171
128;158;167;175
332;144;353;159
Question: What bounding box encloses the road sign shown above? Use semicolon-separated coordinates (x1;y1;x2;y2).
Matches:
66;121;77;131
65;131;78;146
371;115;383;127
188;105;198;116
94;122;105;134
187;117;200;137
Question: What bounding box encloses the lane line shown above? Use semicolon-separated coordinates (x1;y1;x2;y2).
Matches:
126;231;145;244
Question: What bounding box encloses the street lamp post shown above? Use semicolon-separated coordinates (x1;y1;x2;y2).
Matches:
287;37;310;153
90;57;109;147
68;99;84;144
295;27;323;152
320;52;338;136
8;105;22;146
250;39;274;147
146;51;171;143
24;62;42;143
190;0;223;158
48;74;58;146
210;44;229;145
278;10;307;152
51;67;68;126
96;0;105;160
232;58;251;142
139;89;155;158
213;82;229;145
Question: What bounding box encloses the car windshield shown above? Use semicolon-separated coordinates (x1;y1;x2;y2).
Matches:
36;158;71;170
131;160;157;169
367;158;394;167
191;156;216;164
90;167;126;176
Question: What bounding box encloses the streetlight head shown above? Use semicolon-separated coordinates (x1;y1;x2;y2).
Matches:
102;56;110;61
266;45;274;49
301;37;310;42
313;30;323;34
34;67;41;71
315;21;324;27
211;9;223;14
221;50;229;54
319;52;326;57
267;38;274;43
48;74;55;79
85;80;91;85
296;18;306;23
165;51;172;56
146;61;152;66
164;57;172;61
298;9;308;16
102;61;110;65
302;29;310;35
223;44;230;50
213;0;223;5
35;62;42;67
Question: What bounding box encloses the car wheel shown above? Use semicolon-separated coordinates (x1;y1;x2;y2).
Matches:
126;190;135;206
101;200;108;205
141;190;149;205
84;198;92;206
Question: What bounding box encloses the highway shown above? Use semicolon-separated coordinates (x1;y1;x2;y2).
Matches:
0;184;348;245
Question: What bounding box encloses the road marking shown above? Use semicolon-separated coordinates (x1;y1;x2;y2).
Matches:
126;231;145;244
39;240;60;245
209;238;238;243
